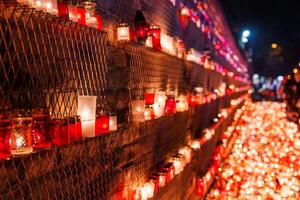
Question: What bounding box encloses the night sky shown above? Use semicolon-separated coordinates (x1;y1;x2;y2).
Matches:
220;0;300;78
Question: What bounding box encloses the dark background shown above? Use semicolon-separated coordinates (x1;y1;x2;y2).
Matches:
220;0;300;77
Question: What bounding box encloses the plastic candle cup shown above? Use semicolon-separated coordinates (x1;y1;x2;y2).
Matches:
32;108;51;149
117;23;131;42
131;100;145;123
0;114;11;159
78;96;97;137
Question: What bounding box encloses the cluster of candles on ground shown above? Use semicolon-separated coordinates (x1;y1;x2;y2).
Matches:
130;98;245;200
206;102;300;199
0;95;117;158
194;105;245;197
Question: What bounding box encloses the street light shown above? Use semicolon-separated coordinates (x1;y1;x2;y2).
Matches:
271;43;278;49
242;30;250;38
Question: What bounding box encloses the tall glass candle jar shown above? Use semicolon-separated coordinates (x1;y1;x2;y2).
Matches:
0;114;11;159
96;114;109;135
32;108;51;149
164;94;176;115
75;115;82;140
10;110;33;155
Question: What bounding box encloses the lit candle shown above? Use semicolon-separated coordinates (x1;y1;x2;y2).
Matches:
176;95;188;112
32;108;51;149
148;25;161;50
158;171;166;187
117;23;131;42
131;100;145;123
10;110;33;155
109;116;117;131
190;139;201;150
179;146;192;163
143;181;155;198
77;96;97;137
96;114;110;135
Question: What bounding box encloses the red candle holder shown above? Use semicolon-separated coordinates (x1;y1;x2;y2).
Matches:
96;15;103;31
135;22;149;41
148;25;161;50
77;7;86;25
164;95;176;115
96;115;110;135
32;108;51;149
150;174;160;193
157;171;166;187
162;166;171;184
195;178;206;196
50;119;70;146
68;116;76;142
144;92;155;105
57;2;69;18
188;95;199;106
0;114;11;159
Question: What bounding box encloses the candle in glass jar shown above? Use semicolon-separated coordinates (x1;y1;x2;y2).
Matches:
143;181;155;198
57;1;69;18
117;23;131;42
10;110;33;155
144;91;155;105
0;114;11;159
157;171;166;187
131;100;145;123
131;189;142;200
176;95;188;112
50;118;70;146
32;108;51;149
153;91;166;118
96;114;109;134
144;106;155;121
170;155;182;175
164;93;176;115
179;146;192;163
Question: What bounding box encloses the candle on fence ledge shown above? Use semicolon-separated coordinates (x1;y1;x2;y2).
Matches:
144;106;155;121
81;1;101;29
143;181;155;198
162;166;171;184
109;115;117;131
57;0;69;18
32;108;51;148
176;95;188;112
153;91;166;118
0;114;11;159
68;5;78;22
195;177;206;196
131;189;142;200
50;118;69;146
77;96;97;137
45;0;58;15
96;114;109;135
157;171;166;187
145;36;153;48
150;174;160;193
165;162;175;180
68;116;77;142
190;139;201;150
77;6;86;25
135;19;149;41
164;92;176;115
75;115;82;140
144;90;155;105
10;110;33;155
131;100;145;123
179;146;192;163
117;22;131;42
148;25;161;50
170;154;184;175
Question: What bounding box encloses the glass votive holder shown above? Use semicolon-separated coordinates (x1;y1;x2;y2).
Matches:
10;110;33;155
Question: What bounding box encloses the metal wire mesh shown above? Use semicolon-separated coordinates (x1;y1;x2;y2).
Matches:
0;3;109;117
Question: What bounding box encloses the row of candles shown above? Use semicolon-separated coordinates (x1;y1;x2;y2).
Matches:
116;23;247;83
13;0;248;82
129;96;247;200
130;85;237;123
0;86;247;159
206;102;300;199
0;96;117;159
16;0;102;30
195;103;245;197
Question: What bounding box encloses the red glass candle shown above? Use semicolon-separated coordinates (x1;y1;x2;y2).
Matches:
144;92;155;105
162;167;171;184
195;178;206;196
144;106;155;121
157;171;166;187
57;2;69;18
0;114;11;159
32;108;51;149
148;25;161;50
135;23;149;41
96;15;102;31
188;95;199;106
96;115;109;135
164;95;176;115
77;7;86;25
51;119;69;146
150;174;160;193
131;189;142;200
